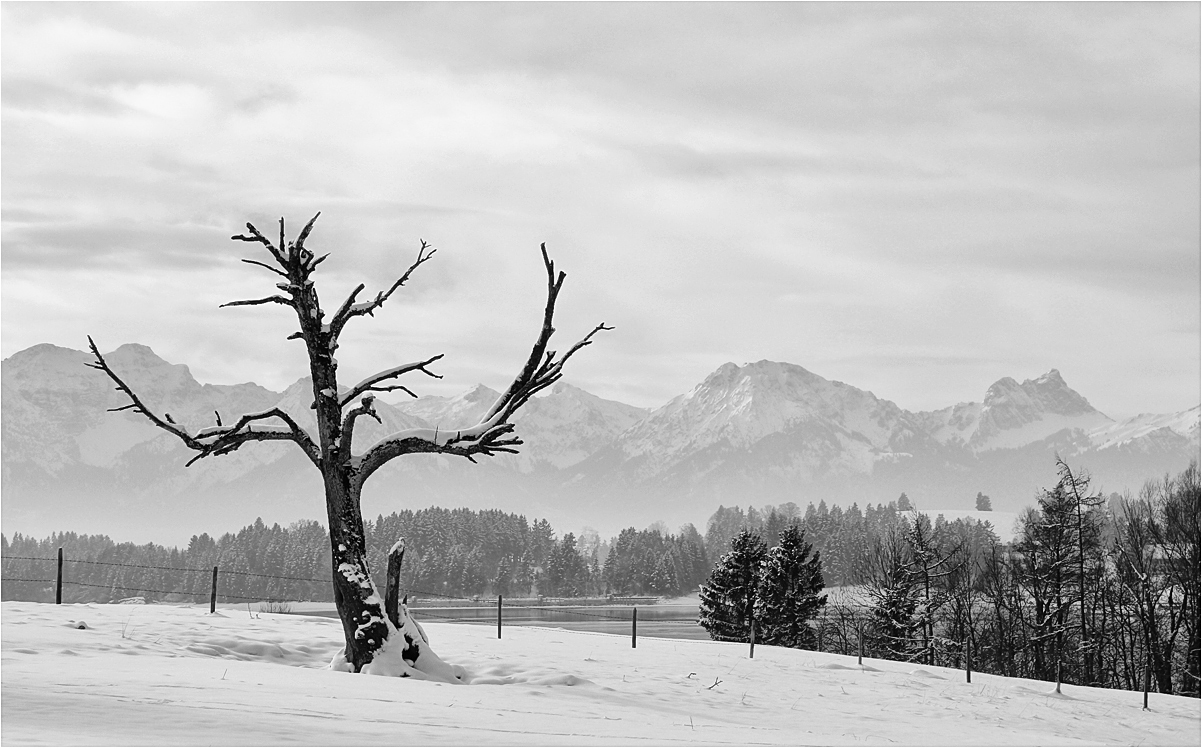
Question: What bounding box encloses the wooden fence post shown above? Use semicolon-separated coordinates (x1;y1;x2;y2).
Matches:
965;636;972;684
56;547;63;605
210;566;218;614
1143;659;1151;710
632;607;637;648
858;628;863;666
749;618;756;659
497;595;502;639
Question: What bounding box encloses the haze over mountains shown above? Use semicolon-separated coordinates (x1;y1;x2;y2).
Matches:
2;342;1198;545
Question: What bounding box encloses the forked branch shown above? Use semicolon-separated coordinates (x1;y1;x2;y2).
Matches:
339;355;445;408
352;244;609;486
328;240;437;340
86;337;320;467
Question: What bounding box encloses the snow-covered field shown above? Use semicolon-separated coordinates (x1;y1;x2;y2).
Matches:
2;601;1198;746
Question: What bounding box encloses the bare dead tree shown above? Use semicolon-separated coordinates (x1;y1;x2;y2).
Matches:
88;213;609;675
1055;457;1107;686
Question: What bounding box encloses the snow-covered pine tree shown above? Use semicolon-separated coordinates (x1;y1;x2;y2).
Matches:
698;528;767;642
871;573;921;660
868;530;922;660
755;524;828;649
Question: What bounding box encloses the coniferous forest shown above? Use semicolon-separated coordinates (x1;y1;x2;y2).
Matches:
2;460;1198;697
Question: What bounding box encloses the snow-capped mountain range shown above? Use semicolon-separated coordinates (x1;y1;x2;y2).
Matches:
2;343;1198;544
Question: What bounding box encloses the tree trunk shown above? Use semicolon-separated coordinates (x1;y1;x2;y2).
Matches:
324;473;389;671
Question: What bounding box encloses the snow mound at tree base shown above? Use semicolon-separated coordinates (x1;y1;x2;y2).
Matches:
2;601;1198;746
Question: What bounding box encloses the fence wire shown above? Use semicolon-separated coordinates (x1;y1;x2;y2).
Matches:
2;556;701;625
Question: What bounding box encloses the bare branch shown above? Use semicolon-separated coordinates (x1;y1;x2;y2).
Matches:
240;258;288;278
231;222;284;265
220;295;293;309
328;240;437;340
190;407;321;467
280;218;288;263
353;423;523;481
350;243;607;489
87;336;199;448
339;355;444;408
330;283;367;329
87;337;320;468
295;212;321;254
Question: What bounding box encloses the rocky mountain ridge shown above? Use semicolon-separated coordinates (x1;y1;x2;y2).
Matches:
2;343;1197;544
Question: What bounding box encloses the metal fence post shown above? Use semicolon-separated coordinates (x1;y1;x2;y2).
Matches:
749;618;756;659
210;566;218;613
858;628;863;666
632;607;637;648
56;547;63;604
497;595;502;639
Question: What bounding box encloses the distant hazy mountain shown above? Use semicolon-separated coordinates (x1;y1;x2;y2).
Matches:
917;369;1111;451
2;344;1197;544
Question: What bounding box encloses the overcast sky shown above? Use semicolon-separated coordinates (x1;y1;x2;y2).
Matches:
3;3;1199;419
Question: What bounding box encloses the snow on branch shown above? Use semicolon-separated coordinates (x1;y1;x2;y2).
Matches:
328;240;437;340
351;244;608;487
339;355;445;408
85;337;320;468
219;294;294;309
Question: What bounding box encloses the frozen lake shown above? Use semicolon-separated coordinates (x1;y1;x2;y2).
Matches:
300;602;709;641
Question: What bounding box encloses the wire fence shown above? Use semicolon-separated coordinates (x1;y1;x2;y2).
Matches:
0;552;1174;707
0;552;702;639
2;552;329;605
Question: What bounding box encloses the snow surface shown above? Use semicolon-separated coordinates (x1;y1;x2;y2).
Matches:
2;602;1197;746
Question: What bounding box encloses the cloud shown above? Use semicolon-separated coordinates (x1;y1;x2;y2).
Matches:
1;3;1197;419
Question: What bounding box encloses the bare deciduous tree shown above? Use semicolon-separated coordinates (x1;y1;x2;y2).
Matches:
88;213;608;676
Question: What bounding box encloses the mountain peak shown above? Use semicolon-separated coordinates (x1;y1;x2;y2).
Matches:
463;384;499;403
111;343;160;358
968;368;1107;449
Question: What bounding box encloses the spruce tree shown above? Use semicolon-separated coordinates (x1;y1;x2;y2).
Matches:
870;563;921;660
755;524;828;649
698;529;767;642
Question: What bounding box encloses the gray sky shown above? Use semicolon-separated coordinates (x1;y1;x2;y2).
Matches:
3;3;1199;418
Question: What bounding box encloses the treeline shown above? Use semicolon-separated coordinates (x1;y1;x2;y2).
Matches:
0;497;1005;604
0;508;712;602
812;460;1200;698
703;493;1002;589
1;519;334;604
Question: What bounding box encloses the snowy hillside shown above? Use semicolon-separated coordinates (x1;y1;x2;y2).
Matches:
2;601;1197;746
